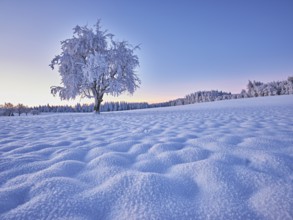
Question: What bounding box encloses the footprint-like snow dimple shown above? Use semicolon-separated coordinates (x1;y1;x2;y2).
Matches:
9;143;55;154
107;140;139;153
211;153;251;166
53;141;72;147
149;142;185;154
218;135;244;146
30;160;85;182
128;143;153;157
133;159;169;174
0;185;29;213
50;148;88;162
87;153;133;169
177;147;212;163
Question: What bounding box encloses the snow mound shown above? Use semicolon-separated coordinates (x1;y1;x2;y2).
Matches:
1;95;293;219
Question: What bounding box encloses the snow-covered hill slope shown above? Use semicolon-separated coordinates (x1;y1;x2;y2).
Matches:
1;95;293;219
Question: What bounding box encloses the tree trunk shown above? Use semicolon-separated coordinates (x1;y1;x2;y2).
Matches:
94;94;104;114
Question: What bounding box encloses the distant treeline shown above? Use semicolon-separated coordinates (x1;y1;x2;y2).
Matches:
169;76;293;106
1;77;293;116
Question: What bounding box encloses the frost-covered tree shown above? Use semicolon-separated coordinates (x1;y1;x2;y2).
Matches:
50;20;140;113
3;103;14;116
24;107;30;116
286;76;293;94
16;104;26;116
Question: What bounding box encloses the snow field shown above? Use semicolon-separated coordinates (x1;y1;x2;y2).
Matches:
0;95;293;219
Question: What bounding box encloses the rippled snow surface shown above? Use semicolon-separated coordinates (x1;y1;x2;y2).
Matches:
1;95;293;220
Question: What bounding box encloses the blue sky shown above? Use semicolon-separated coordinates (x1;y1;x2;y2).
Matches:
0;0;292;106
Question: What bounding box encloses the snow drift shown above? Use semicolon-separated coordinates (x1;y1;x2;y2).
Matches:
0;95;293;219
